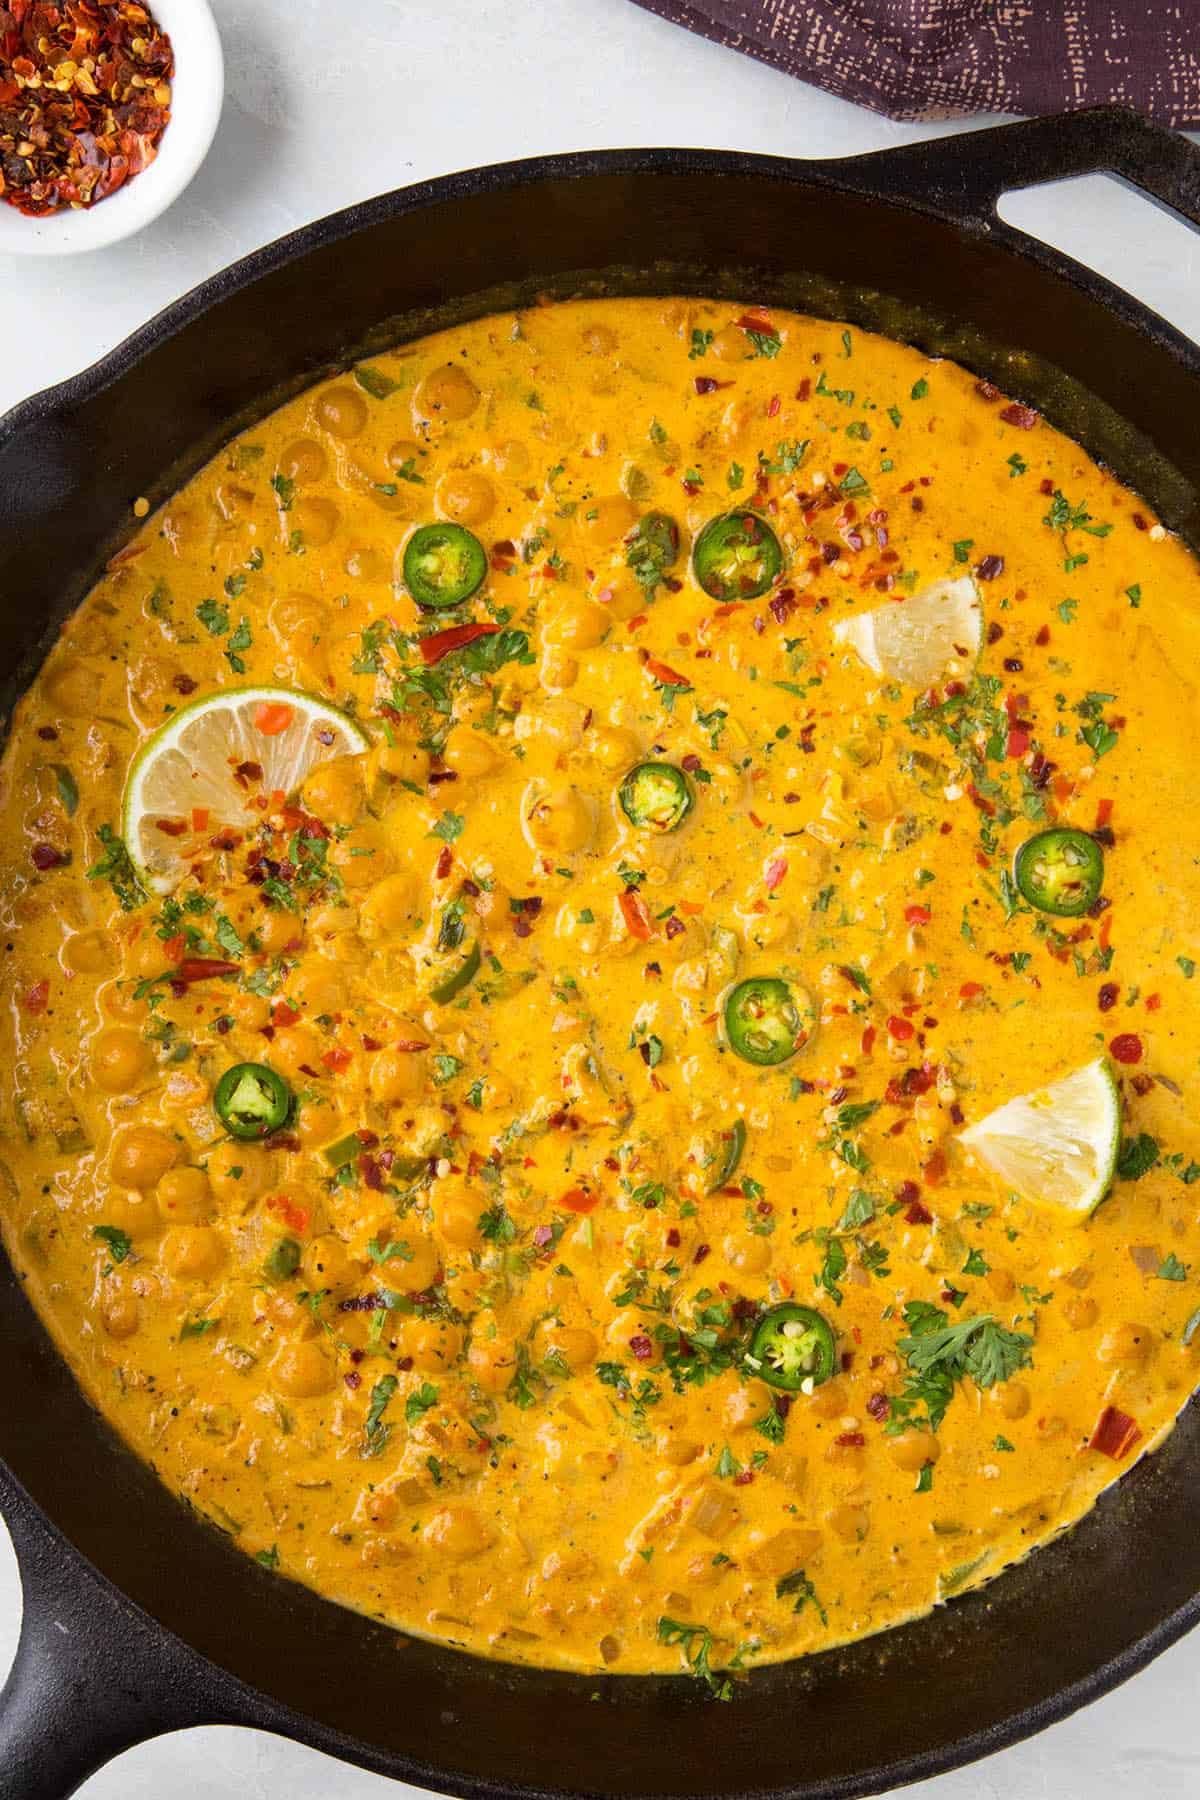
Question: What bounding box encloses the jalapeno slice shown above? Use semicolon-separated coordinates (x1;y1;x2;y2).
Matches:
214;1062;292;1140
724;977;805;1066
618;761;693;833
706;1117;747;1193
693;509;784;601
747;1303;836;1391
402;523;487;610
626;510;681;594
1013;827;1104;918
429;936;481;1004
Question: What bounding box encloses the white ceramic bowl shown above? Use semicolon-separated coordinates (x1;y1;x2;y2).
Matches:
0;0;223;257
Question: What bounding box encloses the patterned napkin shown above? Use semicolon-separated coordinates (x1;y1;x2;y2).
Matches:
626;1;1200;127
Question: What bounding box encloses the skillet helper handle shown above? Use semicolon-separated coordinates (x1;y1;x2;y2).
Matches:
0;1485;228;1800
843;105;1200;232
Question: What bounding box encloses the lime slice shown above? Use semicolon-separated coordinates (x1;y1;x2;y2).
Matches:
957;1056;1121;1218
123;686;370;893
832;576;982;687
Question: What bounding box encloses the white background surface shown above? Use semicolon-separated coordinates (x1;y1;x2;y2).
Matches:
2;1;1199;1795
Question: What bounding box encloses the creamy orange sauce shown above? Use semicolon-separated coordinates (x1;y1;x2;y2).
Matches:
1;298;1198;1687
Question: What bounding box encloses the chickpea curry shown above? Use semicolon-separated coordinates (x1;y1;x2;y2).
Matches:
2;298;1199;1690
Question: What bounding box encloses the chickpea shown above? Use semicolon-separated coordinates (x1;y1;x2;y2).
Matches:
414;364;480;423
271;1026;322;1083
422;1504;491;1558
524;785;594;854
255;908;302;956
1063;1295;1098;1332
545;598;610;652
208;1141;273;1206
291;496;340;548
301;755;364;827
543;1325;598;1370
124;930;172;982
396;1317;463;1372
389;1232;440;1292
889;1429;940;1473
655;1431;701;1467
488;437;529;476
594;567;644;622
272;1339;335;1398
355;1487;399;1529
159;1226;225;1280
315;386;369;439
64;928;111;975
581;495;639;543
1097;1322;1154;1368
344;546;389;584
746;1527;822;1578
435;1184;481;1249
156;1166;212;1225
435;470;495;525
606;1308;658;1360
109;1125;178;1192
371;738;431;789
300;1234;360;1294
710;324;750;362
806;1376;847;1421
539;647;578;692
442;727;502;780
590;726;641;771
330;825;392;891
91;1027;152;1093
45;660;97;716
98;1190;161;1241
991;1380;1031;1420
827;1502;870;1542
468;1334;517;1394
277;438;328;484
291;965;347;1015
100;1283;140;1338
369;1045;426;1106
227;990;271;1031
359;873;418;940
723;1233;771;1275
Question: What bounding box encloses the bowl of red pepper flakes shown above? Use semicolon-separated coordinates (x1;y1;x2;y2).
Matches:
0;0;222;254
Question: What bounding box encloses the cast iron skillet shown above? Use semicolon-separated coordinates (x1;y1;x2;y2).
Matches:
1;105;1199;1800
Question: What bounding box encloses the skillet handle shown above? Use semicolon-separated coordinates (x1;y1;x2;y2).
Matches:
0;1477;235;1800
839;105;1200;232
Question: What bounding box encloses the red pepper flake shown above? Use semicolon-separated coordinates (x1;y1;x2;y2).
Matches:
834;1431;865;1448
1109;1033;1143;1064
561;1186;598;1214
904;904;931;926
31;842;68;870
923;1148;948;1186
619;888;653;941
434;845;453;880
887;1014;915;1042
905;1198;934;1225
975;380;1002;402
343;1371;362;1391
1088;1405;1142;1460
1145;993;1162;1012
1006;727;1031;759
321;1047;352;1073
959;981;984;1000
975;554;1005;582
733;1469;755;1486
0;2;174;218
866;1391;890;1422
1097;982;1119;1012
693;375;731;395
643;653;690;689
21;979;49;1014
861;1025;876;1055
1000;402;1039;430
629;1335;653;1362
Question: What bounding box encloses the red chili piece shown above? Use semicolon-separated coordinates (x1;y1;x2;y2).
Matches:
419;622;500;664
1109;1033;1143;1064
1088;1406;1142;1460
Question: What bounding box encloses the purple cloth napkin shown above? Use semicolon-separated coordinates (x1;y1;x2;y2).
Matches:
626;1;1200;126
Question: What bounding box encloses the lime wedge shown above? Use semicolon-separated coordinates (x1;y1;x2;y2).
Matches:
957;1056;1122;1218
123;686;369;893
832;575;982;687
